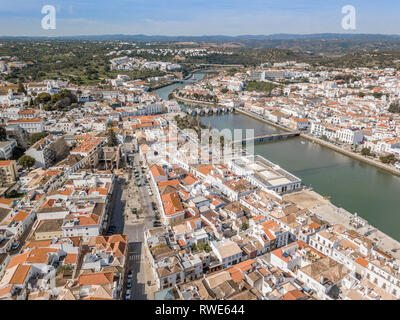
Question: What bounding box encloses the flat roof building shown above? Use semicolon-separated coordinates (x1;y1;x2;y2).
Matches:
230;155;302;195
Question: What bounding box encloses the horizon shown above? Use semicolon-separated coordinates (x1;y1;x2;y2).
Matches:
1;0;400;37
1;32;400;39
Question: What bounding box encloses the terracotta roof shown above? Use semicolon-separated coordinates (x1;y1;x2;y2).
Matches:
9;265;31;285
11;210;30;222
150;165;166;179
78;271;114;286
161;192;184;216
282;289;308;300
354;257;369;268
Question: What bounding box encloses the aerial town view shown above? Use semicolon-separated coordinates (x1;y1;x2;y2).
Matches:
0;0;400;308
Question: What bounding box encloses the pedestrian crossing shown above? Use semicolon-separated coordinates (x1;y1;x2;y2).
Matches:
129;254;142;261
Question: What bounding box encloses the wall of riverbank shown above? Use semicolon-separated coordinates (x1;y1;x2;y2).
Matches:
300;134;400;178
237;108;400;178
236;108;294;133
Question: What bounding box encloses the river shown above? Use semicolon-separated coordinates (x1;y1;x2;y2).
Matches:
155;73;400;241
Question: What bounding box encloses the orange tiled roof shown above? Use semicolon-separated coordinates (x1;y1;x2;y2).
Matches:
9;265;31;285
11;210;30;222
78;271;114;286
161;192;184;216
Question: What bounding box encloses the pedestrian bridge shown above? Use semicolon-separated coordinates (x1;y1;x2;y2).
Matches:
232;132;300;144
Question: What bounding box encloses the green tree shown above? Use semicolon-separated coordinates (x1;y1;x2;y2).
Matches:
379;154;396;164
106;128;118;147
242;223;249;231
191;243;198;252
361;147;371;156
197;242;206;251
34;92;51;104
18;155;36;169
245;81;278;93
11;146;26;160
0;126;6;141
18;82;26;94
29;132;48;145
388;102;400;114
321;135;329;141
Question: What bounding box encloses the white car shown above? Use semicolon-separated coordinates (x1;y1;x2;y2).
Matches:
125;289;131;300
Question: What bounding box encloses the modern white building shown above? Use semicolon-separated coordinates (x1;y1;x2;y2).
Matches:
230;155;302;194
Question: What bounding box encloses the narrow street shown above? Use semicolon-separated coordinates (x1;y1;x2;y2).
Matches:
111;154;158;300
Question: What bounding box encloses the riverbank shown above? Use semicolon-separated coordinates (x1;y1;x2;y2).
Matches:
285;190;400;260
149;80;176;91
237;108;400;178
300;134;400;178
236;108;295;133
158;71;400;242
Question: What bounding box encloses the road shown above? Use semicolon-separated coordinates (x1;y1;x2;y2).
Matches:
107;179;125;234
127;242;147;300
116;153;158;300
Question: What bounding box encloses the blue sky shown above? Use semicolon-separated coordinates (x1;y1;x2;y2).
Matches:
0;0;399;36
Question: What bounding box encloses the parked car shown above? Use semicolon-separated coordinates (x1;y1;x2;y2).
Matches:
125;290;131;300
127;280;132;289
10;241;20;251
153;221;162;227
127;272;133;279
107;226;117;235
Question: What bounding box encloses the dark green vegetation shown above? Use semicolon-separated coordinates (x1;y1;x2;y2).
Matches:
191;241;212;253
361;147;371;156
3;37;400;87
244;81;278;93
174;114;206;138
32;89;78;111
389;102;400;114
380;154;397;165
29;132;49;145
17;155;36;169
5;190;26;199
106;128;118;147
0;127;6;141
0;41;167;85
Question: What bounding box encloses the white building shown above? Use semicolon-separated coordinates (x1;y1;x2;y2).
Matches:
210;239;242;268
6;119;44;134
0;140;17;160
